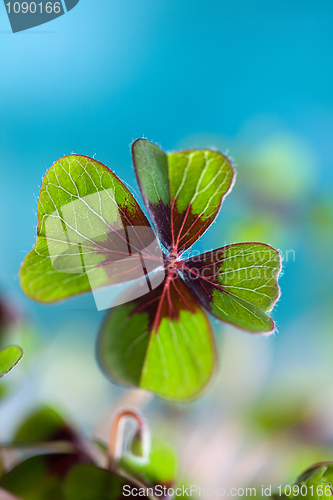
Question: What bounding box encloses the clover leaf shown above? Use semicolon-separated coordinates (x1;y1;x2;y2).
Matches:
19;155;159;303
20;139;281;400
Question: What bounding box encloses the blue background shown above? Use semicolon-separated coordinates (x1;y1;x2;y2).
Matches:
1;0;332;323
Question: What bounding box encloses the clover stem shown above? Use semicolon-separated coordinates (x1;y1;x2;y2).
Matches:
106;409;149;473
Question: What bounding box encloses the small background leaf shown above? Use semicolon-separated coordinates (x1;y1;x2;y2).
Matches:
14;407;72;444
0;346;23;378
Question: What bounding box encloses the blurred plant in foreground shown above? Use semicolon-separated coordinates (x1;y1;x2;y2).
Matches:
0;406;181;499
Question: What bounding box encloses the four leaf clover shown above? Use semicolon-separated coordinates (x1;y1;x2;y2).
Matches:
20;139;282;400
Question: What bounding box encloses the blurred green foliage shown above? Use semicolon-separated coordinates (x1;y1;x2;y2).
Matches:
0;407;179;499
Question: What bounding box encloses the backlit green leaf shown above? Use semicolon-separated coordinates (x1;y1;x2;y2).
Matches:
183;243;281;333
20;155;157;303
0;346;23;378
133;139;235;252
98;278;216;400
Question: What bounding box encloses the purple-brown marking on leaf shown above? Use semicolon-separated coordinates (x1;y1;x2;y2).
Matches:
127;273;197;335
146;199;172;250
